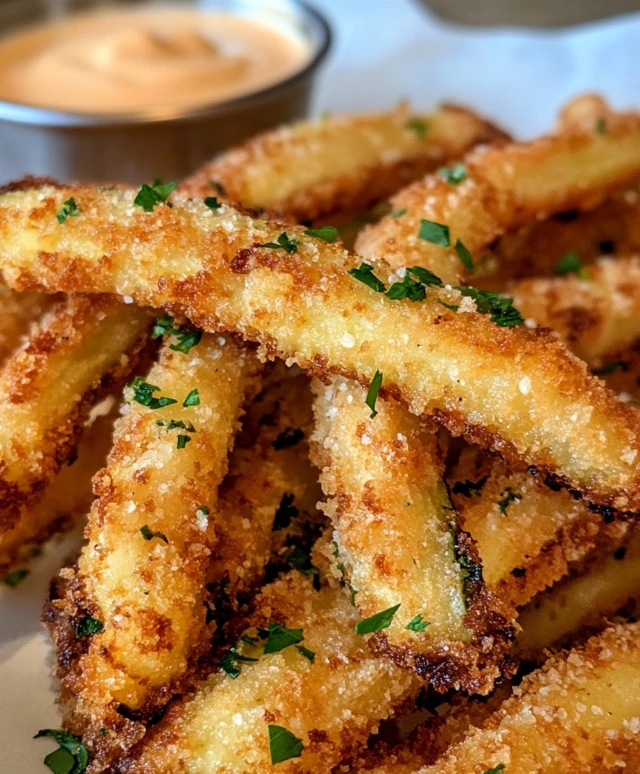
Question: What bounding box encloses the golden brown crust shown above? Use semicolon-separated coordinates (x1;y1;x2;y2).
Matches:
311;378;515;694
356;100;640;284
179;104;508;222
0;284;54;367
0;295;151;534
0;186;638;511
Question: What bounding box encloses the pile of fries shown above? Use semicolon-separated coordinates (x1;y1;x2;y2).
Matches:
2;95;640;772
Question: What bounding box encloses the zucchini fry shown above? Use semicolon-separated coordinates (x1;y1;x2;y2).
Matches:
1;186;639;511
356;102;640;284
518;526;640;658
50;336;262;758
179;104;507;221
209;366;323;612
511;256;640;362
0;295;151;533
411;622;640;773
0;283;51;366
311;378;514;693
449;447;629;609
119;564;420;774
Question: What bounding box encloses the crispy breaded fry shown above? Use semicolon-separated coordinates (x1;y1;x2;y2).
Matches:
179;104;507;222
0;284;51;366
518;527;640;658
209;366;322;611
0;295;151;534
356;103;640;284
58;336;261;751
120;566;420;774
510;256;640;362
0;400;117;571
0;186;638;511
311;377;514;693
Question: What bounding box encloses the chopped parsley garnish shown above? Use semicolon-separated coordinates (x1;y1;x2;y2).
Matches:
296;644;316;662
34;729;89;774
127;377;178;410
366;370;383;419
183;388;200;407
152;313;203;354
498;487;522;515
220;647;258;679
592;360;626;376
197;505;210;518
455;287;524;327
268;724;304;765
133;179;176;211
56;198;81;224
439;162;467;185
452;477;487;497
210;179;227;197
355;603;401;635
140;525;169;543
554;251;588;279
204;196;221;210
273;427;304;450
272;493;298;531
386;274;427;302
348;262;387;293
454;239;474;272
333;541;357;605
392;208;407;218
304;225;339;243
262;623;304;654
595;118;607;134
405;117;428;138
99;728;107;738
484;766;506;774
75;616;104;638
450;523;483;606
405;614;429;632
156;419;196;433
262;231;299;254
4;568;29;587
418;218;451;247
176;434;191;449
287;546;321;590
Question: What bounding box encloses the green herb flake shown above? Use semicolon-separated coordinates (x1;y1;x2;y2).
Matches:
454;286;524;327
183;388;200;407
454;239;474;272
304;225;339;243
391;208;407;219
287;546;321;590
405;614;429;632
152;313;203;354
418;218;451;247
262;231;299;254
4;568;29;587
439;162;467;185
439;301;460;312
365;370;383;419
498;487;522;515
133;179;177;212
592;360;626;376
273;427;304;450
348;262;387;293
140;525;169;543
595;118;607;134
386;275;426;302
296;644;316;662
34;729;89;774
268;724;304;765
127;377;178;410
554;251;588;279
56;198;81;225
262;623;304;654
176;434;191;449
355;603;401;635
75;616;104;638
405;118;428;138
484;766;506;774
220;647;259;679
272;492;298;531
156;419;196;433
204;196;221;210
452;477;487;498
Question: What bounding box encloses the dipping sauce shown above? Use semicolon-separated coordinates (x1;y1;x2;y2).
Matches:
0;7;310;114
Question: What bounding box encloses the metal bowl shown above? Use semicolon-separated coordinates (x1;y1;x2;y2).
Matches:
0;0;331;184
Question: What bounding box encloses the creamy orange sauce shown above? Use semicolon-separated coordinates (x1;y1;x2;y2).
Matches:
0;7;309;114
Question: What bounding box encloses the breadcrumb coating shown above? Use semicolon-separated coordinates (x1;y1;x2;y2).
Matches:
0;283;52;366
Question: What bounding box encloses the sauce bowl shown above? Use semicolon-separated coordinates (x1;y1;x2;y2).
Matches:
0;0;331;184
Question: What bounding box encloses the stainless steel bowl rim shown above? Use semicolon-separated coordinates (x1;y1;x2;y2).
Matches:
0;0;331;128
